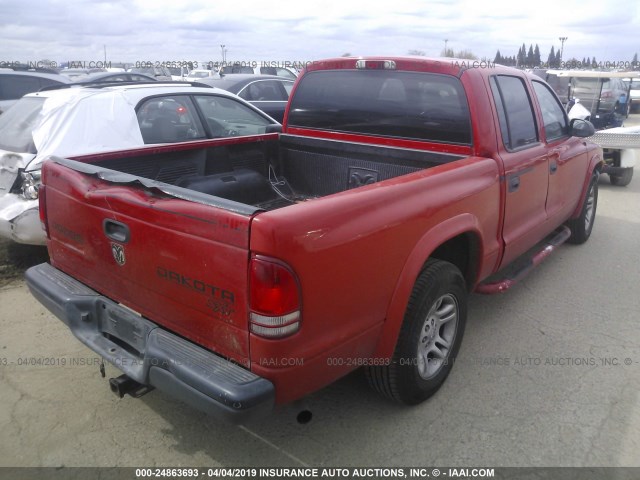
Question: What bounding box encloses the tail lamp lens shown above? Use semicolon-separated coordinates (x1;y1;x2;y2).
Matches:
249;256;300;338
38;185;49;239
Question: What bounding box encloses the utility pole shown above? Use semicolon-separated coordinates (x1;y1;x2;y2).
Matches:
559;36;568;61
220;44;226;64
444;39;449;56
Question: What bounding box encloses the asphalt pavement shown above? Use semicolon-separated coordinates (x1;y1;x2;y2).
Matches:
1;129;639;469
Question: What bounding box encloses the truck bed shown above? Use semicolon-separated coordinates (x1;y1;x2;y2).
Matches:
89;135;465;210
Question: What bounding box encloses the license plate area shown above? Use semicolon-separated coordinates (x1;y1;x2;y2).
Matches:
96;300;156;357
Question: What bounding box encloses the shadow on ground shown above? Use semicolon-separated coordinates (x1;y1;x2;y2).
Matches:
0;240;48;287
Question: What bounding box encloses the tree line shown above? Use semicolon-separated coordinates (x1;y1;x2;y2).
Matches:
383;46;640;70
494;44;639;69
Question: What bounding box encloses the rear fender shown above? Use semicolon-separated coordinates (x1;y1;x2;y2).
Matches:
570;149;603;219
372;214;484;359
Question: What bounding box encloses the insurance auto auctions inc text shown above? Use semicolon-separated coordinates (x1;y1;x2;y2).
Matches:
236;468;495;478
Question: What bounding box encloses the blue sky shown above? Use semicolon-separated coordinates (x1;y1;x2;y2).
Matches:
1;0;638;66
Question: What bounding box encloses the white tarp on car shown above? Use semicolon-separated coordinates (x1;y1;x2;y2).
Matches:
1;88;145;245
31;88;144;165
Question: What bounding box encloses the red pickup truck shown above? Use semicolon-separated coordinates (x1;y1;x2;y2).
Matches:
26;57;602;423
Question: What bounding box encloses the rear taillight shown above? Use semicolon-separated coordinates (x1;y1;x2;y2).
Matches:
38;185;49;239
249;256;301;338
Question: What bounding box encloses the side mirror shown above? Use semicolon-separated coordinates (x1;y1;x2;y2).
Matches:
570;118;595;138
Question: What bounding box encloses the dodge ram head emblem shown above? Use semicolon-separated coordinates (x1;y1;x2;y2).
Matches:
111;243;126;266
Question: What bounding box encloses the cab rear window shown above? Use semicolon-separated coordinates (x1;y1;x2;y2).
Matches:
288;70;472;145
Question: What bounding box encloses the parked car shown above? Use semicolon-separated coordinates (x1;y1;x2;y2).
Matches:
198;74;294;122
0;70;72;115
74;71;158;83
168;66;191;81
129;66;172;81
59;68;105;80
0;83;280;245
0;64;59;75
186;69;219;81
220;64;298;79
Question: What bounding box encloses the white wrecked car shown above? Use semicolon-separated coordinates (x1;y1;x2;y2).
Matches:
0;83;279;244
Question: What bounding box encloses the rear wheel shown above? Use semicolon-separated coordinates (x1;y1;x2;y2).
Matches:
366;259;467;405
567;173;598;244
609;167;633;187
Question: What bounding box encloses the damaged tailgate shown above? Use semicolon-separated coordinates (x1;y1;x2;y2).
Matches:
41;157;258;366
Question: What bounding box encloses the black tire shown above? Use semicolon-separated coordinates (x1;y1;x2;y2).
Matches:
609;167;633;187
567;173;598;244
366;259;467;405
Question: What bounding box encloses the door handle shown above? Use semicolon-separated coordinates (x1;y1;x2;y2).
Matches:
103;219;130;243
508;176;520;192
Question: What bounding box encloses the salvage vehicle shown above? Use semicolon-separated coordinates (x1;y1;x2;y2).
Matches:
0;82;279;244
26;57;602;423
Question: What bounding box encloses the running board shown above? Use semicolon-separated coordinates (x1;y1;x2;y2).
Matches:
475;226;571;294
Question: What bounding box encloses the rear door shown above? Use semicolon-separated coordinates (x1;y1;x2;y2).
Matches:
490;75;551;267
531;80;589;223
43;158;256;366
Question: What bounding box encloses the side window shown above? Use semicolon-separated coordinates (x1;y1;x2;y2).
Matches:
259;67;277;76
104;75;127;82
0;75;42;100
532;81;569;142
130;75;152;82
288;70;472;144
224;65;254;74
275;68;296;79
490;75;538;150
38;78;65;91
193;95;273;136
239;81;287;101
489;78;510;148
282;81;294;96
136;96;206;144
